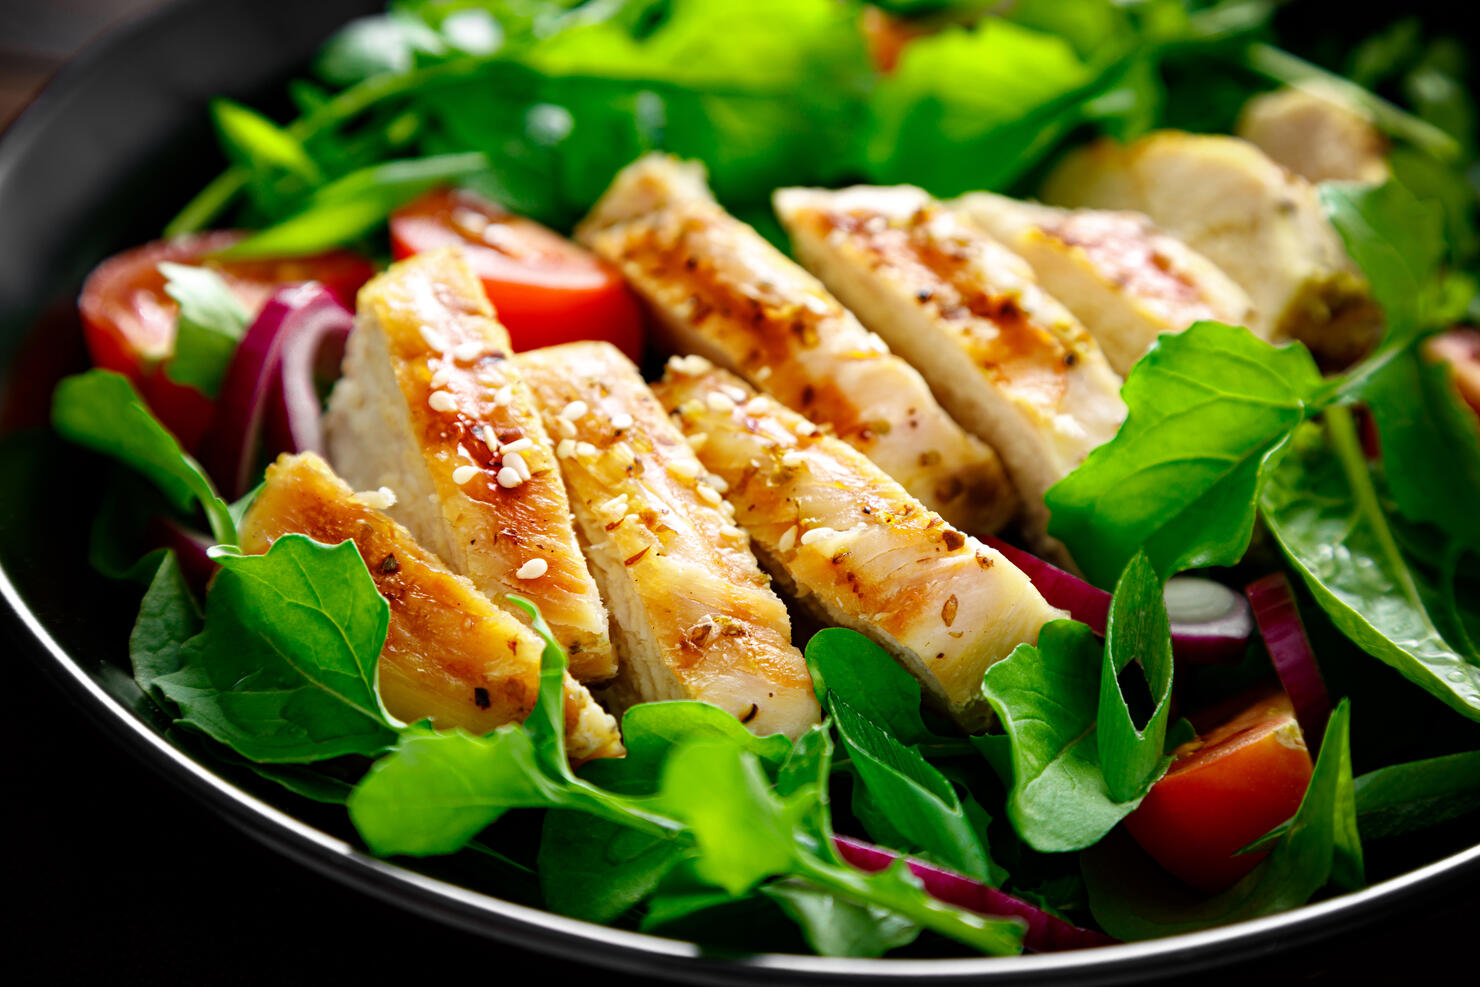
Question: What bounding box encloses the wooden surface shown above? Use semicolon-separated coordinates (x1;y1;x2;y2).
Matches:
3;2;1477;984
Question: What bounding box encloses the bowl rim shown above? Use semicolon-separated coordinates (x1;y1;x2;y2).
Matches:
2;2;1478;982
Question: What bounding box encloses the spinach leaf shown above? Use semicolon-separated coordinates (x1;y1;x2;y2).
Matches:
1351;749;1480;840
1260;415;1480;720
152;535;398;762
51;370;236;544
761;880;921;958
1046;322;1322;587
129;552;201;704
1098;552;1176;802
158;261;250;398
1083;700;1361;939
981;620;1143;852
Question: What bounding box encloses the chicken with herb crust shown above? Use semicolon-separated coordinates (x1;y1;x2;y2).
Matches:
653;359;1063;729
576;153;1018;536
238;452;624;762
517;341;819;739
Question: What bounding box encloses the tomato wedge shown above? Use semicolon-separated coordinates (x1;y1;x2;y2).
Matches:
78;232;374;449
1424;327;1480;420
1123;688;1314;893
389;187;645;361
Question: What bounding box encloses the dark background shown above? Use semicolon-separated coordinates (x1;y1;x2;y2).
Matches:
4;1;1478;984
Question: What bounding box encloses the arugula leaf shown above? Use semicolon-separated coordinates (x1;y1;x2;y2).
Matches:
581;700;791;795
212;99;321;181
51;370;236;544
1351;749;1480;840
1097;552;1175;802
1260;414;1480;720
158;261;250;398
129;552;202;703
315;10;449;86
981;620;1143;852
1361;348;1480;551
538;811;687;923
761;880;921;958
151;535;397;762
1083;700;1361;939
1320;179;1447;348
1046;322;1323;587
805;626;934;745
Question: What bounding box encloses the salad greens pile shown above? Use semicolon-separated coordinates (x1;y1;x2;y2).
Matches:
41;0;1480;960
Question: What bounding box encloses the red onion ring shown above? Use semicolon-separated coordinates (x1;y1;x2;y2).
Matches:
1245;572;1333;749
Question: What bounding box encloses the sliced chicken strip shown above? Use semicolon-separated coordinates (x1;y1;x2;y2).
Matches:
577;153;1018;536
653;360;1064;729
325;248;615;681
1237;85;1389;185
238;452;623;762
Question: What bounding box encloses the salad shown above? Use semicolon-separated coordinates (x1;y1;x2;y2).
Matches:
37;0;1480;962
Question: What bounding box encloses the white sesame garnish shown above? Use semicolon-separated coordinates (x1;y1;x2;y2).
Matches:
429;366;451;389
743;396;770;415
799;526;837;547
504;451;531;481
515;558;548;580
667;354;713;377
500;437;534;455
560;400;589;421
575;441;598;459
781;450;805;469
754;365;773;381
777;526;798;553
452;465;480;485
610;412;634;431
598;494;629;515
719;500;736;519
496;467;523;488
493;385;514;406
722;385;748;404
668;459;701;480
428;390;458;413
453;341;484;363
419;325;449;351
357;486;397;510
706;391;735;413
479;366;506;387
793;420;819;437
720;524;745;540
686;432;708;451
556;438;576;458
704;473;728;493
697;484;723;506
556;417;577;438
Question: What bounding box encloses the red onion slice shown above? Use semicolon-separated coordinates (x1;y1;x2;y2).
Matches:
832;834;1116;952
1246;572;1333;749
984;537;1248;665
200;283;353;498
144;515;217;592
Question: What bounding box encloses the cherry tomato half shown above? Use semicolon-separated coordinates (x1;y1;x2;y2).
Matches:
389;187;645;362
78;232;374;449
1124;688;1314;893
1424;327;1480;421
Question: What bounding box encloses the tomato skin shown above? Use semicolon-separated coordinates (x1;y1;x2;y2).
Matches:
389;187;645;362
78;233;374;450
1424;327;1480;420
1124;689;1314;893
860;6;933;73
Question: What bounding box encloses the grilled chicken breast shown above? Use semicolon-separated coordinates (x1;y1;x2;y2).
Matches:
325;249;615;682
238;453;623;761
1042;131;1382;365
516;342;818;739
576;153;1018;536
774;184;1126;547
951;192;1255;375
1237;85;1389;184
653;360;1063;728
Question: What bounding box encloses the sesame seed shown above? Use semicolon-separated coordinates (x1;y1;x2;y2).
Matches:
667;354;713;376
799;526;837;547
697;484;722;506
357;486;398;510
576;441;598;459
755;366;773;381
504;451;531;481
686;432;708;451
743;396;770;415
781;450;805;469
453;341;484;363
556;438;576;458
429;366;451;389
515;558;548;580
497;466;523;488
706;392;735;413
719;500;736;518
720;524;745;539
493;385;513;406
428;390;458;413
599;494;629;515
793;420;819;437
777;526;798;553
500;437;534;455
722;385;749;404
610;412;634;431
419;325;449;351
556;417;577;438
452;465;480;485
704;473;729;493
560;400;589;421
668;459;701;480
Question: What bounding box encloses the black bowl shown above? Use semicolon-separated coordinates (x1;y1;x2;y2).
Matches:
3;2;1478;982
